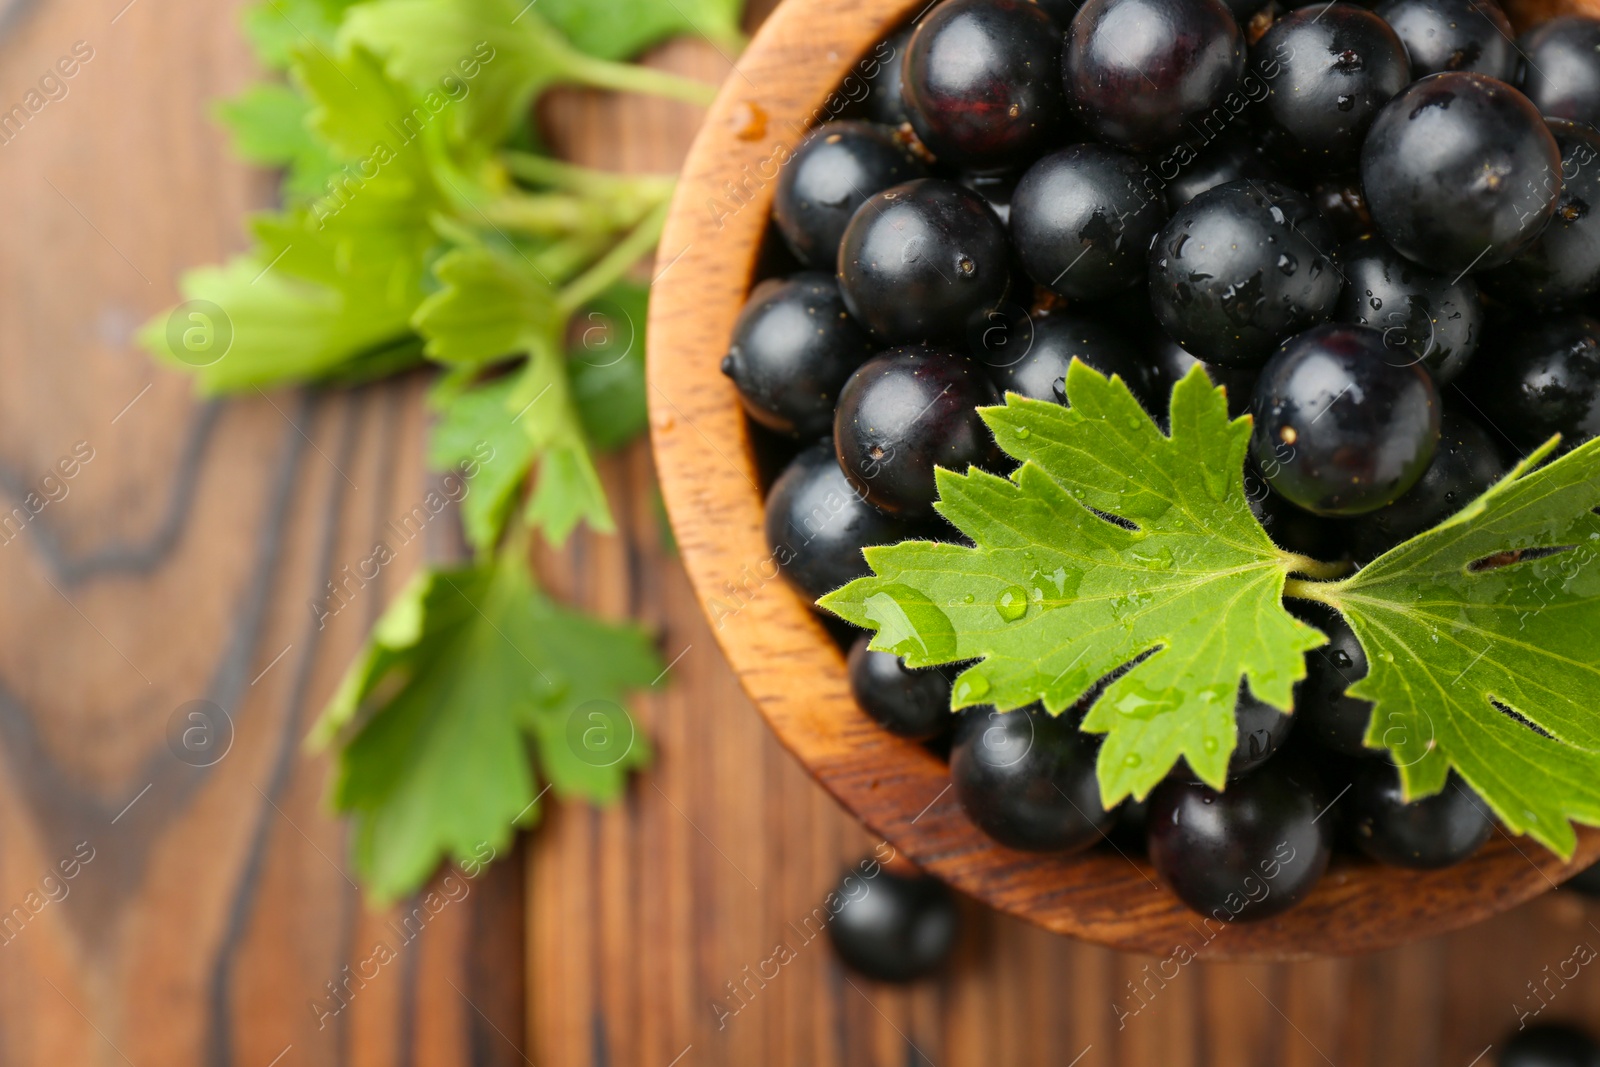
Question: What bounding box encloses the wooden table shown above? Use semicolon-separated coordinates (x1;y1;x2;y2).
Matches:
1;0;1598;1062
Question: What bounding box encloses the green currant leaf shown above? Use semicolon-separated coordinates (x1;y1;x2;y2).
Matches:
820;364;1327;803
535;0;746;60
428;375;536;554
569;280;648;452
1307;437;1600;856
308;553;658;903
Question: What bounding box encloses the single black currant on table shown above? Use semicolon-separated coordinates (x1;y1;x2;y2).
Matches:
1011;144;1168;300
1149;180;1343;367
834;346;1003;518
1063;0;1245;151
1347;408;1507;559
1518;16;1600;128
1375;0;1517;80
774;121;928;271
1311;180;1376;244
1254;5;1410;169
1464;312;1600;452
1482;120;1600;306
1251;323;1442;516
1146;757;1333;921
1292;601;1376;757
1164;128;1281;214
951;704;1114;852
1569;859;1600;897
861;26;915;129
827;860;959;982
1361;72;1562;275
1499;1025;1600;1067
722;273;877;439
847;633;954;741
902;0;1067;169
1336;235;1484;385
764;441;929;602
1344;762;1493;868
837;178;1010;345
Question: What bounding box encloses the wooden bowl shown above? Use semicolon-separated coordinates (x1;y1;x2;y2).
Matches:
647;0;1600;960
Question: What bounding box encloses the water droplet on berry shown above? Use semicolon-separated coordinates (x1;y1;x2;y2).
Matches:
1277;253;1297;275
995;586;1029;621
1336;93;1356;112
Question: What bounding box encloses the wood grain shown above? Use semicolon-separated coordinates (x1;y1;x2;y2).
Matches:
646;0;1600;960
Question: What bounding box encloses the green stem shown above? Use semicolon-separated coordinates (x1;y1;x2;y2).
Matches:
1280;552;1353;582
501;151;677;199
1283;576;1344;604
557;199;671;315
564;53;719;107
484;191;654;237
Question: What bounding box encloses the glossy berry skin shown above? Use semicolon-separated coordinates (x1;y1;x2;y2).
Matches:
983;311;1173;416
1361;72;1562;274
1229;686;1295;778
1293;602;1376;757
764;442;927;602
1375;0;1517;80
1518;17;1600;128
827;863;959;982
1011;144;1168;300
1499;1025;1600;1067
834;346;1003;518
1064;0;1245;151
1348;409;1507;559
774;122;927;270
1465;313;1600;452
1336;235;1484;385
1346;762;1492;868
1482;120;1600;306
1146;759;1333;921
847;634;953;741
837;179;1011;345
1149;181;1343;367
722;273;877;439
951;705;1114;852
862;27;914;128
1251;324;1442;516
1165;128;1280;213
1255;6;1410;169
902;0;1067;169
1312;180;1376;244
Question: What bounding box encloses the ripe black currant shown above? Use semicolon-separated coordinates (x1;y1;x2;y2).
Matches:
834;345;1003;518
774;121;928;270
1292;602;1376;757
979;309;1163;411
1345;762;1492;868
848;634;954;740
1518;16;1600;128
1250;323;1442;516
862;26;915;128
827;861;960;982
1375;0;1517;81
1336;235;1484;385
1165;128;1281;213
1463;312;1600;452
951;705;1114;852
723;273;877;439
1481;120;1600;306
837;178;1011;345
1499;1025;1600;1067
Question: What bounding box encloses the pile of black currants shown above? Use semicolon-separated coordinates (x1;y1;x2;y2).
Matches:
728;0;1600;921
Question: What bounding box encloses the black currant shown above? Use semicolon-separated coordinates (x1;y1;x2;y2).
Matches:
1165;127;1281;213
1064;0;1245;151
979;309;1166;410
1255;5;1410;169
1149;180;1343;367
1292;602;1376;757
837;178;1011;344
951;705;1114;852
1251;324;1442;516
834;346;1003;518
1146;757;1333;921
862;26;915;128
1518;16;1600;128
1346;762;1492;868
1347;408;1507;558
1336;235;1484;385
764;441;929;601
722;273;877;439
848;633;954;740
1481;120;1600;306
959;168;1021;226
1361;72;1562;274
1311;180;1376;244
1463;311;1600;452
827;861;959;982
1177;681;1294;780
1499;1025;1600;1067
1011;144;1168;300
903;0;1068;168
1375;0;1517;80
774;121;928;270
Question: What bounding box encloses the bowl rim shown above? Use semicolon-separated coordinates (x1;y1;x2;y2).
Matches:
644;0;1600;960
